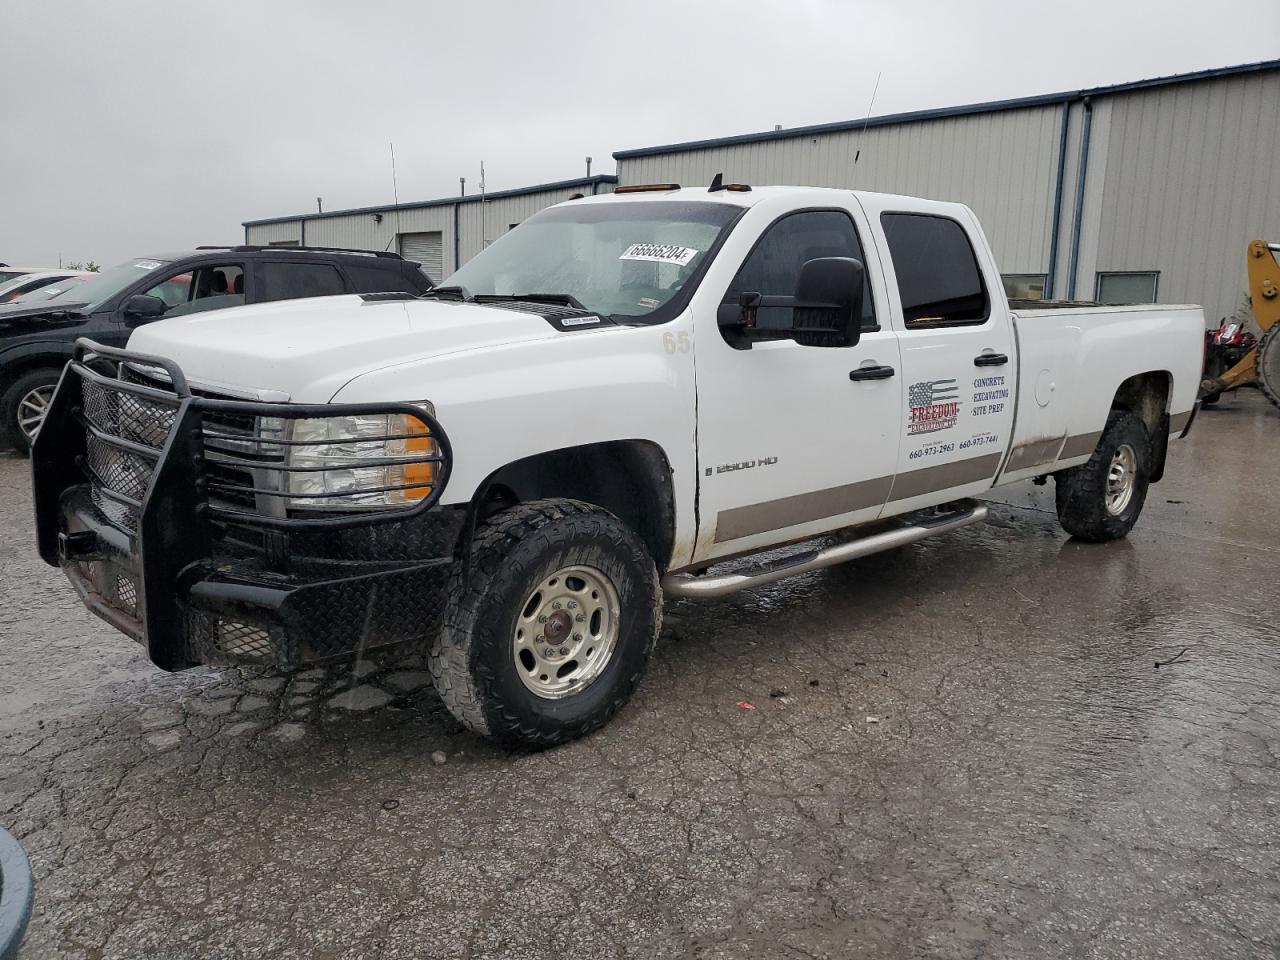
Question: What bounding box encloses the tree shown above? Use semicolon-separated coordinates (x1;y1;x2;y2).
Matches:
65;260;100;272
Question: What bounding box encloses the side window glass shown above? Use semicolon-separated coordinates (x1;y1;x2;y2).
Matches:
724;211;876;336
143;264;243;316
344;263;421;295
881;214;988;327
259;262;347;302
144;270;193;309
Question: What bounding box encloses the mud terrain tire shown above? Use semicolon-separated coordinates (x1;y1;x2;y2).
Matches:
430;499;660;748
1055;410;1151;542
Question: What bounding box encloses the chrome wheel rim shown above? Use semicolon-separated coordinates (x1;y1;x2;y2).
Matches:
1105;443;1137;515
17;385;55;441
513;564;620;699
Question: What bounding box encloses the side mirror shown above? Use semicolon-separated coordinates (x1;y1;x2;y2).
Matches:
791;257;864;348
122;294;167;324
717;257;865;349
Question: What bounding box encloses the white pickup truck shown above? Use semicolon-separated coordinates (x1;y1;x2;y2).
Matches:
34;183;1203;746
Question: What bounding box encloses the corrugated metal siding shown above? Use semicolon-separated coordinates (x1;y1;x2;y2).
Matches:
245;220;302;245
455;184;615;264
616;106;1064;274
1093;72;1280;323
302;212;395;252
246;185;613;280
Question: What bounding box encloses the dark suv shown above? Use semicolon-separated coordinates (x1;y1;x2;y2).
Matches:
0;246;433;452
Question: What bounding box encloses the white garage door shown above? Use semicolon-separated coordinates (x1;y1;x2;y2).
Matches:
399;232;443;282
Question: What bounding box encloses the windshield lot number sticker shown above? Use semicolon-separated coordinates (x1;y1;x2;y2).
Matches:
621;243;698;266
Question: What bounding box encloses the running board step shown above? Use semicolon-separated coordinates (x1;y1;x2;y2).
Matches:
661;500;988;599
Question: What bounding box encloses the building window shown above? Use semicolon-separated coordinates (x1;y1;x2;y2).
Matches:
1095;271;1158;305
881;213;988;327
1002;274;1047;301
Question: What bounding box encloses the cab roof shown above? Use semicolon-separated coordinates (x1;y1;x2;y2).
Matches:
568;184;948;210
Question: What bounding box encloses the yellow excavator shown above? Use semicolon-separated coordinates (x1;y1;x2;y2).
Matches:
1201;239;1280;408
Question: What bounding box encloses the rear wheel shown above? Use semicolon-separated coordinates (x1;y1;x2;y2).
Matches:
0;367;61;455
1257;324;1280;410
1054;410;1151;542
430;499;660;747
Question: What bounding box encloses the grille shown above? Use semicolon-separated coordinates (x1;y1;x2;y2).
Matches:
183;606;279;664
204;460;258;510
81;362;270;531
71;561;140;623
115;573;138;616
81;375;178;533
71;351;450;542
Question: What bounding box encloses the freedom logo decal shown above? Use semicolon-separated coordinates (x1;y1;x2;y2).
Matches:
908;379;961;435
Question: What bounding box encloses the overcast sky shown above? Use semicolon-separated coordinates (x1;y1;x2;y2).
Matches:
2;0;1276;267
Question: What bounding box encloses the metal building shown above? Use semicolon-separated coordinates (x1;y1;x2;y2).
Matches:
612;59;1280;325
243;175;617;282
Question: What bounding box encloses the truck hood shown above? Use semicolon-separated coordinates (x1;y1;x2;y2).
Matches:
126;294;560;401
0;301;92;331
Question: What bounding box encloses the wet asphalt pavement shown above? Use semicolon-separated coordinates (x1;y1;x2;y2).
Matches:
2;391;1279;960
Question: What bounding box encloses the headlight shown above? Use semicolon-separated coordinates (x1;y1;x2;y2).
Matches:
285;404;439;509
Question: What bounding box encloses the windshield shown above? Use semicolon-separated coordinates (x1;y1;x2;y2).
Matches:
443;200;741;319
14;277;88;303
41;258;171;310
0;270;27;284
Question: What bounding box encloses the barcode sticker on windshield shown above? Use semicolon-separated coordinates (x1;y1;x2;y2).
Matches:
619;243;698;266
134;260;163;270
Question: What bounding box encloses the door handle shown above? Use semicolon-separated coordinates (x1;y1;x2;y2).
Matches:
849;365;895;381
974;353;1009;367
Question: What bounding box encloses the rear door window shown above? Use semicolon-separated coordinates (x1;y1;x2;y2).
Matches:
881;213;989;327
257;262;348;302
343;263;426;295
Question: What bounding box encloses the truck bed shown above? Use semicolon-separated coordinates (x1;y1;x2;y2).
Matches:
997;301;1204;483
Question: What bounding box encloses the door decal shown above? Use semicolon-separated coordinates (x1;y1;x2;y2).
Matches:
908;379;961;434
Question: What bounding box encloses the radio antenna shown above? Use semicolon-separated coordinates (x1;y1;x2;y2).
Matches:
385;141;402;251
851;71;882;181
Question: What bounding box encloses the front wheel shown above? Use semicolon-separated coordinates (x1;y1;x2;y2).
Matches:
1;367;62;455
430;499;661;747
1054;410;1151;542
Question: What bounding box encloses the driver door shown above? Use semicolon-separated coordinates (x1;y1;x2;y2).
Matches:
692;204;902;562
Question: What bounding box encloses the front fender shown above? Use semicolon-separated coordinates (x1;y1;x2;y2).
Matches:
0;339;76;378
331;314;700;566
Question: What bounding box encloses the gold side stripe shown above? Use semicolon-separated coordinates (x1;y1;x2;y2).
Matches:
713;453;1002;544
714;476;893;543
1004;437;1065;472
1059;431;1103;459
885;453;1003;503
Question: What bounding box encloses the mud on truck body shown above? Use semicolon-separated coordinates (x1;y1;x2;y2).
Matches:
34;184;1204;746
